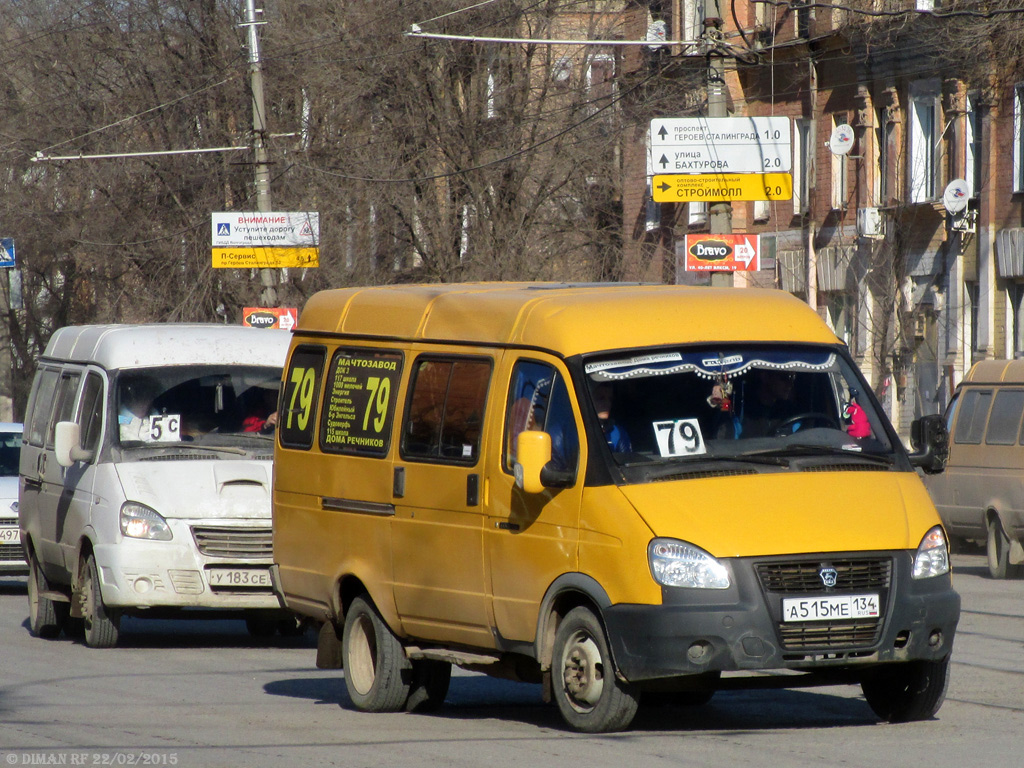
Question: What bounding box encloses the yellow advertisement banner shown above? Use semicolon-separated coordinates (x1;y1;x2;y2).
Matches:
212;247;319;269
652;173;793;203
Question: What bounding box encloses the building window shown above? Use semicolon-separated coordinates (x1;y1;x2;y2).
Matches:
753;200;770;222
795;0;811;38
688;201;707;227
793;118;812;214
1014;84;1024;193
831;115;848;210
586;53;615;105
965;280;980;356
966;93;981;197
909;81;940;202
877;107;893;205
1010;282;1024;358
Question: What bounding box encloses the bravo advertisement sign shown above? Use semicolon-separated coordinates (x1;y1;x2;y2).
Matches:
683;234;760;272
242;307;298;330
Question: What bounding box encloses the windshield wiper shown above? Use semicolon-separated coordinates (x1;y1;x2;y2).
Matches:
628;454;792;476
742;444;895;465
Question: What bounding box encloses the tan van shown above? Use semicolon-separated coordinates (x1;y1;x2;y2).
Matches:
924;359;1024;579
272;282;958;732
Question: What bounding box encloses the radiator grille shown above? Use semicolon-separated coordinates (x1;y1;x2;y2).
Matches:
779;620;881;650
757;558;891;593
191;526;273;559
0;543;23;561
758;557;892;651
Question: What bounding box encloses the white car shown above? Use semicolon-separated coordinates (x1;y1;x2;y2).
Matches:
0;422;27;575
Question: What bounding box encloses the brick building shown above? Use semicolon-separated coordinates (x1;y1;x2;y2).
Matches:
615;1;1024;435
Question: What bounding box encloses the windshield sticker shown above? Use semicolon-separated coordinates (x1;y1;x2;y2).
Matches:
585;353;683;377
586;351;838;381
652;418;707;458
702;354;744;369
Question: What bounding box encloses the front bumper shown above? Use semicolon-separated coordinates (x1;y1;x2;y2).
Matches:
93;520;281;611
604;550;960;682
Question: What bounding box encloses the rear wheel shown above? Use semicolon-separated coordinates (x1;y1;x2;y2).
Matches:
986;516;1024;579
27;553;66;639
861;657;950;722
551;606;639;733
80;553;120;649
341;595;411;712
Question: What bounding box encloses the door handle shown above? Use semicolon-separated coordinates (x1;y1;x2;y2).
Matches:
23;477;42;491
496;521;520;531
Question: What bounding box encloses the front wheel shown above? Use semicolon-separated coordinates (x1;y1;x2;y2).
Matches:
341;595;411;712
861;657;950;723
551;606;639;733
986;516;1023;579
27;553;66;639
79;553;120;649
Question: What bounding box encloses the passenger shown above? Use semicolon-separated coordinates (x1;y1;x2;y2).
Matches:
118;376;161;441
243;385;279;435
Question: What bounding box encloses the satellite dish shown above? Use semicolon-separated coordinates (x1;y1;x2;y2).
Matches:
828;124;855;155
943;179;970;214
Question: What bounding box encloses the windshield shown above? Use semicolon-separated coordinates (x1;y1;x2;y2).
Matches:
582;345;895;480
116;365;281;450
0;428;21;477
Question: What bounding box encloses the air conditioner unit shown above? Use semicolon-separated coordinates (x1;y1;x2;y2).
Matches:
857;207;883;238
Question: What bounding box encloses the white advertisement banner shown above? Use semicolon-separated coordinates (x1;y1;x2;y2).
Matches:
212;211;319;247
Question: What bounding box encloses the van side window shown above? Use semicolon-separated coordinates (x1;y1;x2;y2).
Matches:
25;367;60;446
279;346;326;450
953;389;991;445
985;389;1024;445
47;371;82;448
319;348;403;456
402;358;491;464
80;373;105;456
504;361;579;475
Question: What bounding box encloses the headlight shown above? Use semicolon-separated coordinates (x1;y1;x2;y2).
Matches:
912;525;949;579
120;502;172;541
648;538;730;589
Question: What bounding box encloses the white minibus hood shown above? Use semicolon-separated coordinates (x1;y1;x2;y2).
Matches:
114;459;272;520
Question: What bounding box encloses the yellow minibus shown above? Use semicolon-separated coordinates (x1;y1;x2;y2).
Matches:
272;282;958;732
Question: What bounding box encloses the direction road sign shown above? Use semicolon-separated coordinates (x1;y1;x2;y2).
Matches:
652;173;792;203
649;116;791;175
212;211;319;248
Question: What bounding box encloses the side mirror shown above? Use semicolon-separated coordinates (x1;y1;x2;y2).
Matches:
909;414;948;474
514;430;551;494
54;421;93;468
514;430;574;493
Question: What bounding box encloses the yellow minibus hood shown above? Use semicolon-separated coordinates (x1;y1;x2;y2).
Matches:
618;471;939;557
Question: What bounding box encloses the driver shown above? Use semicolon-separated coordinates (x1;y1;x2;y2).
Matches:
735;368;800;438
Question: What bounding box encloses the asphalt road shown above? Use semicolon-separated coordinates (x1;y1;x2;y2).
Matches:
0;551;1020;768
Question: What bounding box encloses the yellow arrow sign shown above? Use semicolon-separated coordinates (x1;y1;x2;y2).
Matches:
212;247;320;269
652;173;793;203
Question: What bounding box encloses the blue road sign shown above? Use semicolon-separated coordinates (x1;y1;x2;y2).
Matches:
0;238;15;268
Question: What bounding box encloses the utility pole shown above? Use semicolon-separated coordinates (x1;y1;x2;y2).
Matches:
704;5;733;289
243;0;278;307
